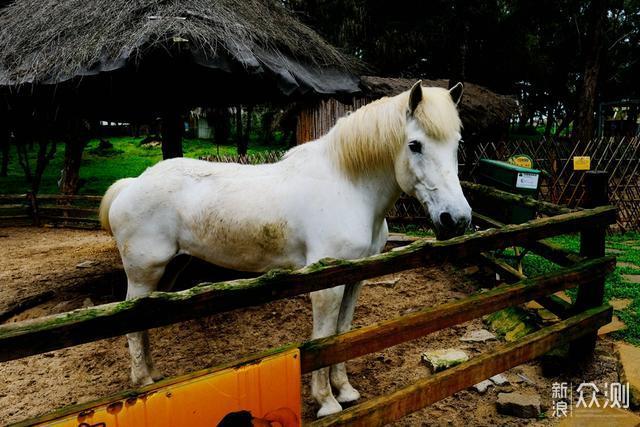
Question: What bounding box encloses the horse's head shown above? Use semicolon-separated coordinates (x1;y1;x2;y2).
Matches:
394;81;472;240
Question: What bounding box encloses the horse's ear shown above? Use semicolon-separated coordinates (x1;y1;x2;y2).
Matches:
408;80;423;115
449;82;464;105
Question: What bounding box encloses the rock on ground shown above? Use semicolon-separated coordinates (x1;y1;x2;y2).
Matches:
496;392;541;418
473;379;494;393
616;342;640;408
421;349;469;373
460;329;496;342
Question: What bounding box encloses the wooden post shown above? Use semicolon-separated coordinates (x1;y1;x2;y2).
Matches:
571;170;609;357
161;110;183;159
26;192;39;226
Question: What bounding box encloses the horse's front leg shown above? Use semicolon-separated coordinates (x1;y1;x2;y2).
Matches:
330;281;363;403
310;286;345;417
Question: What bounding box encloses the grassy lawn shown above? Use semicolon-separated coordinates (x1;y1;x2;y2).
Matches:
390;225;640;346
0;137;281;195
502;233;640;345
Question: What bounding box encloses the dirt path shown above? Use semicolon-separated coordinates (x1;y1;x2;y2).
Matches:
0;227;627;426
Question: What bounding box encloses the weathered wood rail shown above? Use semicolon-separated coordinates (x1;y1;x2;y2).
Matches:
0;193;101;229
6;175;617;426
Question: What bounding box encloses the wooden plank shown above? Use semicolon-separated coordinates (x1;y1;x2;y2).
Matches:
300;257;613;373
37;207;98;217
476;252;572;318
462;181;574;215
473;212;583;267
0;207;616;362
34;194;102;201
309;305;612;427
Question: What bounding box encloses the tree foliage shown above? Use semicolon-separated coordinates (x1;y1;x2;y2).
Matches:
287;0;640;135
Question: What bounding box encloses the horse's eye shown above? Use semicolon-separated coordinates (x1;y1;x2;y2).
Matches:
409;140;422;154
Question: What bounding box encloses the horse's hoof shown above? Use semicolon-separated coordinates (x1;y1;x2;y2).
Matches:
131;375;154;387
150;368;164;382
316;400;342;418
336;384;360;403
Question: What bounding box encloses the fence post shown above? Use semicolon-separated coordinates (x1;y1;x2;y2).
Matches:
571;171;609;357
26;192;39;227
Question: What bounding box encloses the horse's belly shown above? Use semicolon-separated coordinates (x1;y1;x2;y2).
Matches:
179;209;305;273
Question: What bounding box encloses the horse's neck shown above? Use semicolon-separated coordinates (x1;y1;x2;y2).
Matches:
290;137;402;222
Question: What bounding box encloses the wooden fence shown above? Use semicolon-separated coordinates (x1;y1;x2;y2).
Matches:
460;137;640;231
5;178;617;426
0;193;101;229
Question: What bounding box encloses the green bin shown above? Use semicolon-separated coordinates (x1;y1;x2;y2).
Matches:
476;159;541;224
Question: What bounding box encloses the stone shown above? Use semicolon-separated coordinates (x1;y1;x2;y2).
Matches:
622;274;640;284
490;373;509;386
616;342;640;408
462;265;480;275
460;329;496;343
610;298;633;310
473;379;494;393
82;298;94;308
484;307;537;342
496;392;541;418
76;260;96;268
558;407;640;427
525;300;544;310
597;315;627;336
421;348;469;373
555;291;572;303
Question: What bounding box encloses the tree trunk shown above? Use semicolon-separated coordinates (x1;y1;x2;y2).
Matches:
573;0;608;142
60;138;85;194
448;0;467;89
161;110;183;159
235;106;246;156
33;140;57;194
210;108;230;146
0;126;8;177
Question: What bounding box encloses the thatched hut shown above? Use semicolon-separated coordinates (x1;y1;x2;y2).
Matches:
296;76;517;144
0;0;359;191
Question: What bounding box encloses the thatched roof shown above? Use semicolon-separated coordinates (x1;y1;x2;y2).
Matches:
360;76;517;137
0;0;359;97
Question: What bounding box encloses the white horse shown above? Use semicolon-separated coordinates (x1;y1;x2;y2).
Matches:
99;81;471;417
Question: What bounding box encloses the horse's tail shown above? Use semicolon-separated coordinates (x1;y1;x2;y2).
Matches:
99;178;135;235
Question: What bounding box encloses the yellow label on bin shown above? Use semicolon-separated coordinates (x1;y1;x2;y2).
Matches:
508;155;533;169
573;156;591;171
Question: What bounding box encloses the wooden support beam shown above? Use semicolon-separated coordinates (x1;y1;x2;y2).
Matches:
477;252;572;318
472;212;584;267
300;257;614;373
462;181;574;216
309;305;612;427
572;171;609;357
0;206;616;363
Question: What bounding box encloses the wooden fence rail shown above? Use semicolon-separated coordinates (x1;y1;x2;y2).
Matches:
0;205;615;362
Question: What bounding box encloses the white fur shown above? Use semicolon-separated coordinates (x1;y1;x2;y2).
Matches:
104;83;471;417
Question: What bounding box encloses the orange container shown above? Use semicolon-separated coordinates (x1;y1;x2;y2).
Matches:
28;349;301;427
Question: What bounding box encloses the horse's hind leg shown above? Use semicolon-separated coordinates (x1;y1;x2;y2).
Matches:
121;239;176;386
310;286;345;417
330;281;363;403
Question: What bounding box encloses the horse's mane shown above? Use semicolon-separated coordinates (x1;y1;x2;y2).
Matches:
327;86;462;178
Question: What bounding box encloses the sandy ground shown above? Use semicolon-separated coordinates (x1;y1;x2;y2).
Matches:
0;227;628;426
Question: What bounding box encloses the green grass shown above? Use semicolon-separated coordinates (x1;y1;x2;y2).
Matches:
509;233;640;346
387;227;640;345
0;136;278;195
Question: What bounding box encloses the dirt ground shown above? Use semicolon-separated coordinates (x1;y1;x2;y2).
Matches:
0;227;629;426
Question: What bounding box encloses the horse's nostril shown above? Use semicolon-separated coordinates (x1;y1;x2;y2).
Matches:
439;212;455;228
